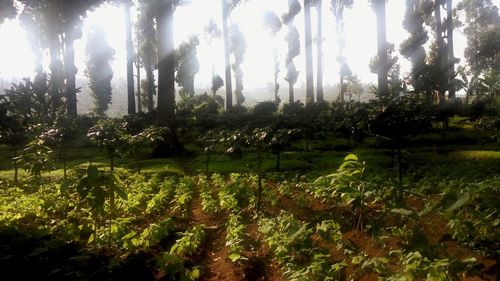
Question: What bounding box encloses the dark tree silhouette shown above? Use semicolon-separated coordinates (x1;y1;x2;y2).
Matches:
84;25;114;117
124;0;135;114
156;0;183;128
136;0;158;112
371;0;390;101
175;36;200;96
457;0;500;101
400;0;430;100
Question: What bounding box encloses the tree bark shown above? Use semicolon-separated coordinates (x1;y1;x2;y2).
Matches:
135;55;142;112
221;0;233;111
157;1;176;129
65;31;77;118
146;66;155;112
435;0;447;102
374;0;389;100
446;0;455;99
316;0;324;102
125;0;136;114
49;37;62;115
304;0;315;106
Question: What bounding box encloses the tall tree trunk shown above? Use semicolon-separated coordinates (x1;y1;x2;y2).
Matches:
65;31;77;118
146;65;154;112
125;0;136;114
374;0;389;99
273;47;280;103
340;75;344;102
288;81;295;104
157;1;176;129
135;57;142;112
446;0;455;99
221;0;233;111
49;38;62;115
304;0;314;106
316;0;324;102
334;6;345;103
435;0;447;102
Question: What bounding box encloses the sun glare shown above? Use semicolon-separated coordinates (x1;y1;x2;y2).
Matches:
0;19;35;78
0;0;488;101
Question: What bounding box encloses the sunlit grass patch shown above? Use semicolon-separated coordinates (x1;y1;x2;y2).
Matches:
127;158;184;175
450;150;500;160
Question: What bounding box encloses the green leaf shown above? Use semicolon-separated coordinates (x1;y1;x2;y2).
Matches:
288;223;308;242
228;253;241;262
344;154;358;161
190;267;201;279
115;185;128;200
444;192;470;214
112;172;124;186
391;208;416;217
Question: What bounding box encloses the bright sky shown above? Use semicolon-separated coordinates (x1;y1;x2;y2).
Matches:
0;0;498;98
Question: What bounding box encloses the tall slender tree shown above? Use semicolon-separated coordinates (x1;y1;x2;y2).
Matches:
400;0;430;100
331;0;353;103
136;0;158;112
19;0;103;118
124;0;135;114
433;0;448;102
283;0;302;104
175;36;200;96
263;11;283;104
304;0;315;105
446;0;455;99
85;25;114;117
134;39;142;112
230;24;247;106
221;0;233;110
371;0;390;100
315;0;324;102
156;0;184;128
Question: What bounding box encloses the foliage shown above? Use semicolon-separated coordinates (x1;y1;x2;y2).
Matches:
315;154;374;229
259;212;344;281
84;25;115;117
175;35;200;95
369;96;432;140
17;139;55;179
225;212;248;262
87;118;126;170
